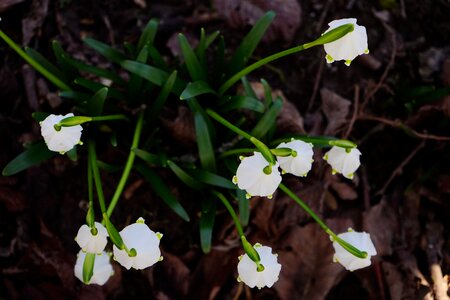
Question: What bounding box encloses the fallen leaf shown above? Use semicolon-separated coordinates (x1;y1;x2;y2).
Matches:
214;0;301;42
0;0;25;13
160;106;196;148
321;88;351;135
22;0;50;45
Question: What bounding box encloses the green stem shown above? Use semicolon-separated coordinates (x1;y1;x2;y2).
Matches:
279;183;367;259
91;114;129;122
206;109;275;164
219;45;305;94
219;23;354;95
213;191;244;237
0;30;71;91
88;141;107;214
106;111;145;217
86;154;95;227
206;109;252;140
219;148;256;158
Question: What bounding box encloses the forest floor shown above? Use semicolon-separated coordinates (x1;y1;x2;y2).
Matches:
1;0;450;299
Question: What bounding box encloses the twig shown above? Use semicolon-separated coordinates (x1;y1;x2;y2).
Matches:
343;84;359;139
359;115;450;141
376;140;425;196
362;24;397;111
307;59;324;112
426;222;449;300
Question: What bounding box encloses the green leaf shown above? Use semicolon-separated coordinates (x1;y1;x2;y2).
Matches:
188;169;236;189
147;44;169;71
66;147;78;162
133;148;164;166
2;141;55;176
59;91;91;102
25;47;67;82
205;30;220;49
82;253;95;284
121;60;169;86
226;11;275;76
87;87;108;116
83;37;127;64
194;111;217;172
260;79;272;108
236;189;249;227
200;198;216;253
136;164;190;221
167;160;203;190
148;71;177;121
251;96;283;139
103;213;125;249
128;46;149;99
138;19;159;52
180;81;216;100
178;34;206;81
32;112;50;122
62;55;126;85
74;78;124;100
212;35;226;84
219;96;265;113
241;76;258;99
97;160;122;172
52;40;79;79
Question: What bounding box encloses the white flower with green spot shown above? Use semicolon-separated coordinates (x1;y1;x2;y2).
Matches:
276;140;314;177
332;229;377;271
237;244;281;289
323;146;361;179
233;152;281;198
75;222;109;254
323;18;369;66
74;251;114;285
40;113;83;154
113;217;163;270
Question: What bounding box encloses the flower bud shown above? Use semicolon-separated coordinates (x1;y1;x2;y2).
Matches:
276;140;314;177
323;146;361;179
40;113;83;154
75;222;109;254
74;251;114;285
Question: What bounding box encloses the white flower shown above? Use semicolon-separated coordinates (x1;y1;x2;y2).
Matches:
113;217;162;270
233;152;281;198
75;222;109;254
323;18;368;66
237;244;281;289
40;113;83;153
74;251;114;285
323;146;361;179
276;140;314;177
332;229;377;271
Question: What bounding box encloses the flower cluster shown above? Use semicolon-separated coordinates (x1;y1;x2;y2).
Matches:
233;142;361;198
74;217;162;285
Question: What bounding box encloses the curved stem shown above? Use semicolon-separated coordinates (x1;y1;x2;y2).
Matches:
219;148;256;159
279;183;367;258
0;30;72;91
219;45;305;94
213;191;244;237
206;109;252;140
88;141;107;214
106;111;145;217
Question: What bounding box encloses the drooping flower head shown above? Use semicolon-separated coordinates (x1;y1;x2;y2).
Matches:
75;222;109;254
323;146;361;179
233;152;281;198
113;217;162;270
74;251;114;285
276;140;314;177
40;113;83;153
323;18;368;66
237;244;282;289
332;229;377;271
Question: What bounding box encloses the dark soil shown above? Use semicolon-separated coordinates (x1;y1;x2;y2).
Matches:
1;0;450;299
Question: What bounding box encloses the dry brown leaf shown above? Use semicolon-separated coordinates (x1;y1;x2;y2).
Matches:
321;88;351;135
276;218;353;300
160;106;196;148
0;186;27;212
214;0;301;42
363;200;398;256
158;250;190;297
0;0;25;13
326;172;358;201
22;0;50;45
382;262;404;300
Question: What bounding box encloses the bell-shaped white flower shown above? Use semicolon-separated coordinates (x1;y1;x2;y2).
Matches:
323;146;361;179
233;152;281;198
40;113;83;154
75;222;109;254
237;244;282;289
332;229;377;271
74;251;114;285
276;140;314;177
113;217;162;270
323;18;368;66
